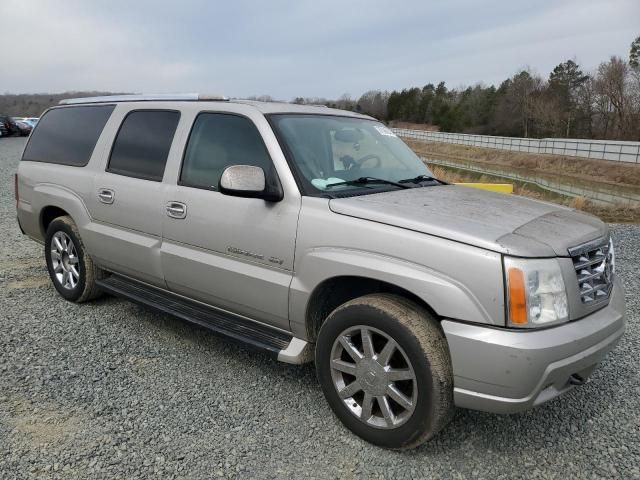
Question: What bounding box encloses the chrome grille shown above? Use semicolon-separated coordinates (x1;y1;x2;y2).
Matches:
569;237;614;305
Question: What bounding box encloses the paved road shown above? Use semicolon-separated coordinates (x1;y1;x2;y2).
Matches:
1;137;638;479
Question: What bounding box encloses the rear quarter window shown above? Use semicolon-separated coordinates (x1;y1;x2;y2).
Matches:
22;105;115;166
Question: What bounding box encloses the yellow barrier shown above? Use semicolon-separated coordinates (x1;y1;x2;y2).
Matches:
455;183;513;194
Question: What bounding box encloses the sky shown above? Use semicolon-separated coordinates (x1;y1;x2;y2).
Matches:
1;0;638;100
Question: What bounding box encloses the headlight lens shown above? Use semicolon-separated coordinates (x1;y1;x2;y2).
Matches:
504;257;568;328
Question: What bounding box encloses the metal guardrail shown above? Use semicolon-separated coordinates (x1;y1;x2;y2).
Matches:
392;128;640;164
424;156;640;205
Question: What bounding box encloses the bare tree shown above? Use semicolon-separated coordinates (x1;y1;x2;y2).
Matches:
629;37;640;139
244;95;277;103
575;76;597;138
594;56;633;139
357;90;389;119
0;91;119;116
333;93;355;111
492;69;543;137
530;93;564;137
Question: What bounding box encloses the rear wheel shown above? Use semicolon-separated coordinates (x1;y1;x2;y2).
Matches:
45;216;104;302
316;294;454;449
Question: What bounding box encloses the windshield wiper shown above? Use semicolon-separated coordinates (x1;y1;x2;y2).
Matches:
398;174;443;185
324;177;412;190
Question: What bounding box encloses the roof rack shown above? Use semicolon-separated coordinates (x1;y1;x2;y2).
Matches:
59;93;229;105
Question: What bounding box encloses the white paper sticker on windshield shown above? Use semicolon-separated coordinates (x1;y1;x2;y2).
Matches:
374;126;397;137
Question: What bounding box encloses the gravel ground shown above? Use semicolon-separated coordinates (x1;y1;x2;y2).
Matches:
1;136;639;479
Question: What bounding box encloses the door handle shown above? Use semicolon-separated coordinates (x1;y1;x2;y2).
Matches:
98;188;115;204
166;201;187;219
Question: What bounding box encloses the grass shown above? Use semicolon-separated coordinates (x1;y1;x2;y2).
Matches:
430;165;640;223
407;139;640;189
389;121;440;131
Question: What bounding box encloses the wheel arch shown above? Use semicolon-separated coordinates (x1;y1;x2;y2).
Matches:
304;275;440;342
40;205;71;237
30;183;93;240
289;247;500;340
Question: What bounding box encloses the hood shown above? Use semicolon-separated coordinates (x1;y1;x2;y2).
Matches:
328;185;607;257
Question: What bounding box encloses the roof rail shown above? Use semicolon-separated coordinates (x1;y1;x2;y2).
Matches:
59;93;229;105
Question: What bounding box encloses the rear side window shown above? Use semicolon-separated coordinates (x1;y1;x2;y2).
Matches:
22;105;115;166
180;113;272;190
107;110;180;181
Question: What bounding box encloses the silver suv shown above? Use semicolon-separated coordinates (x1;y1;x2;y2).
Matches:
15;94;626;449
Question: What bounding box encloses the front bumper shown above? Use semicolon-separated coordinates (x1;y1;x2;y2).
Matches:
442;276;626;414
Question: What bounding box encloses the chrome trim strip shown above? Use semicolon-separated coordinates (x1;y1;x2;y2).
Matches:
60;93;229;105
567;236;608;257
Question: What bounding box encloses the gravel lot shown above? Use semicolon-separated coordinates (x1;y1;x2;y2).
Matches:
1;136;639;479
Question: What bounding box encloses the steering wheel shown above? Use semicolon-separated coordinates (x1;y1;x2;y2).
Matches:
355;154;382;169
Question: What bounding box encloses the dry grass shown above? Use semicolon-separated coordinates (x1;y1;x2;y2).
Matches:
430;165;640;223
389;121;440;131
569;196;587;210
408;140;640;189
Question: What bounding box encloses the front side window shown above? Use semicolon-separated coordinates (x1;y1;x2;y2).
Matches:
22;105;115;166
107;110;180;181
269;114;433;196
180;113;273;190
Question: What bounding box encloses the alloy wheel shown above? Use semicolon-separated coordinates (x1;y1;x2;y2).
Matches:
330;325;417;429
50;231;80;290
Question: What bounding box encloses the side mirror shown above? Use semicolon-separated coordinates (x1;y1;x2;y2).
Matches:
219;165;283;202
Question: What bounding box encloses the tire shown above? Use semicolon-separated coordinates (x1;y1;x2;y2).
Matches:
44;215;104;302
316;293;454;449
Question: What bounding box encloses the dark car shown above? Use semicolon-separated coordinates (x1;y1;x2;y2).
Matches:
0;116;21;136
14;120;33;136
0;122;7;137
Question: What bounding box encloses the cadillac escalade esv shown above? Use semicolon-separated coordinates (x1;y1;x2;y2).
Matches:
15;94;626;449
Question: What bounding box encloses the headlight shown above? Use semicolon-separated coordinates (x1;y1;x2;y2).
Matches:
504;257;568;328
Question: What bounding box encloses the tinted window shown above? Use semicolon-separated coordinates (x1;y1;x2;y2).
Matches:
107;110;180;181
22;105;115;166
180;113;272;190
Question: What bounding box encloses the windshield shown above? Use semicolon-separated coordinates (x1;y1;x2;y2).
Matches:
269;114;433;195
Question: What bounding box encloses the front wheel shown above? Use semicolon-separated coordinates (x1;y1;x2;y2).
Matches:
316;294;454;449
45;216;104;302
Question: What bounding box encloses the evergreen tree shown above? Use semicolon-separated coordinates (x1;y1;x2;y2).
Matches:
548;60;590;137
630;35;640;69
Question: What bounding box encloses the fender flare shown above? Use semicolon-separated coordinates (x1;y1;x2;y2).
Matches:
33;183;92;237
289;247;500;339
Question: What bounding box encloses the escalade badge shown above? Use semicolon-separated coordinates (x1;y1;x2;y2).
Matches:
227;246;284;265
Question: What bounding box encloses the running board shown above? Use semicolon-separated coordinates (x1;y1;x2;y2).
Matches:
96;274;312;364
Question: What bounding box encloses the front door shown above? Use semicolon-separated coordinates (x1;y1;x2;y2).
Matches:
161;112;300;330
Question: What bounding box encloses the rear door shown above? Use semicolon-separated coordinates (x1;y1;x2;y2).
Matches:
86;107;182;287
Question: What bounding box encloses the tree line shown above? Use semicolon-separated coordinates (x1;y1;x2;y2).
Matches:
0;92;118;117
301;36;640;141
